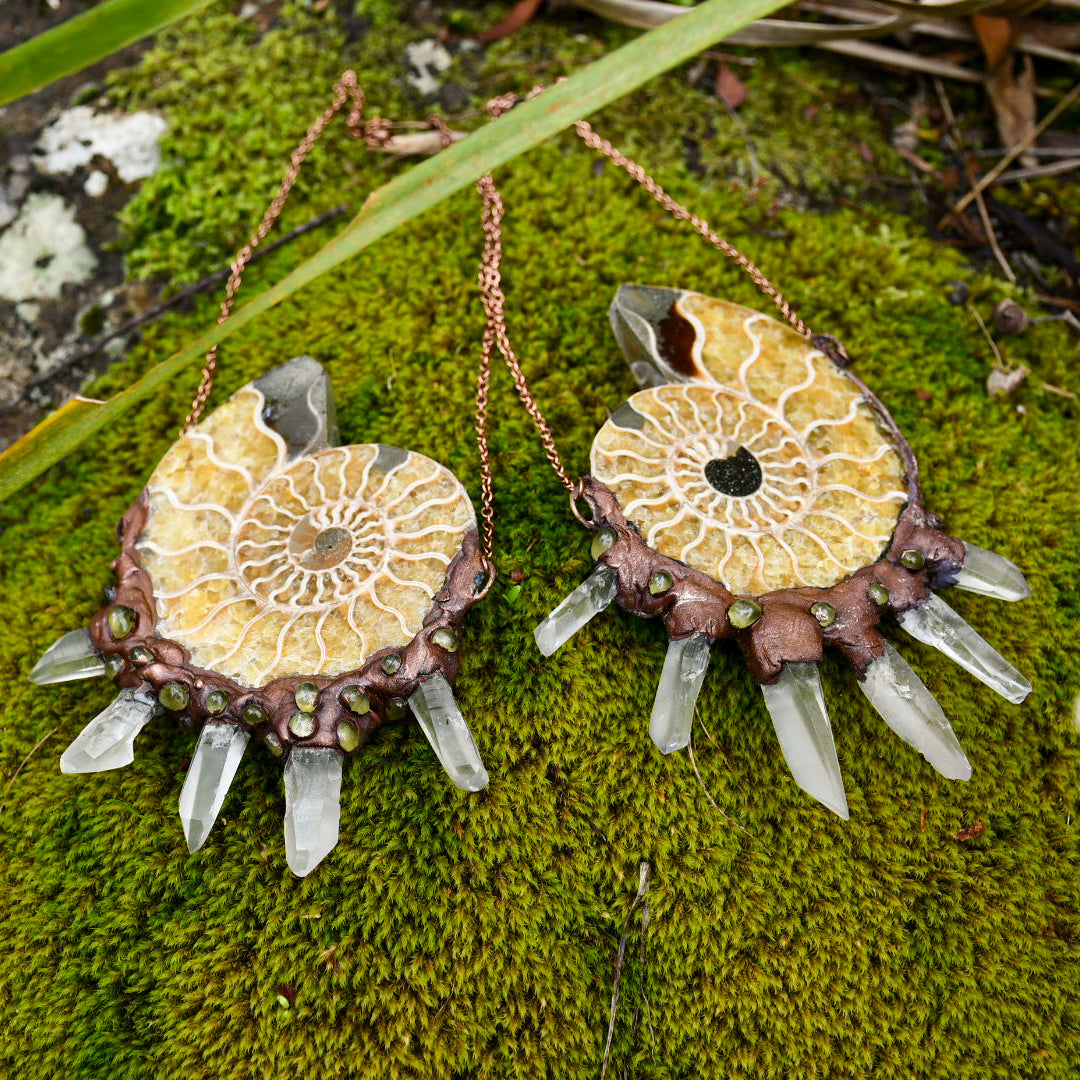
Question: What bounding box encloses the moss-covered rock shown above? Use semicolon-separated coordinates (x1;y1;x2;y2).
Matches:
1;3;1077;1078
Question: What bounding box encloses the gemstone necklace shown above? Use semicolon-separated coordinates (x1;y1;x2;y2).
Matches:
29;73;499;876
476;111;1032;819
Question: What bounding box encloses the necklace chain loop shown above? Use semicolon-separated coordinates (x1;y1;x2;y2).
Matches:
184;74;813;566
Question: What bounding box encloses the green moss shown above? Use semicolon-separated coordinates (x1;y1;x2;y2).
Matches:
0;4;1078;1079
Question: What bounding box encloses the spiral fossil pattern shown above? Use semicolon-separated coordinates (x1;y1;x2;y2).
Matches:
591;296;908;595
136;387;475;687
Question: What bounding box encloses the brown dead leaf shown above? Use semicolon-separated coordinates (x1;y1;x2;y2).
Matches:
974;14;1037;167
716;63;748;109
471;0;544;43
951;821;986;842
973;13;1013;68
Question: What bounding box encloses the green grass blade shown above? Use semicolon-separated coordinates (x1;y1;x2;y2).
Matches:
0;0;215;107
0;0;786;504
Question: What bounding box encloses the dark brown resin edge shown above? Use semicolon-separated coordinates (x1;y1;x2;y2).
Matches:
575;476;963;684
87;492;493;755
580;303;964;682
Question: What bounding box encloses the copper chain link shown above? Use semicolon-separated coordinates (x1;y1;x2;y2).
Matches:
572;120;811;338
182;70;388;431
183;75;809;564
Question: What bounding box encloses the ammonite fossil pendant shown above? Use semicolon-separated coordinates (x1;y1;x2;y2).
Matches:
30;357;493;875
534;286;1031;819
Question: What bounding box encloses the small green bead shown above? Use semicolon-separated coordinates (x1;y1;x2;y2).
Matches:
648;570;673;596
294;682;319;712
265;731;283;757
869;582;890;607
386;698;408;722
129;645;154;664
107;605;136;640
341;686;370;715
288;711;315;738
900;548;926;571
810;601;836;628
337;720;360;752
381;653;402;676
241;702;268;726
432;627;458;652
204;689;228;714
591;528;617;560
159;682;189;711
728;598;763;629
104;655;125;678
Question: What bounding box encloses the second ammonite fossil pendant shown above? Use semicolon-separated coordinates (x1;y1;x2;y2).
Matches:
30;357;493;875
535;286;1032;819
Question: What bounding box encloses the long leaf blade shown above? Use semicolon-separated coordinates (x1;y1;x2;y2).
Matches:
0;0;786;504
0;0;215;107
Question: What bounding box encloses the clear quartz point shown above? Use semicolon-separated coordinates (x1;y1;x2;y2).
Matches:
649;634;711;754
533;566;617;657
59;688;159;774
409;673;489;791
898;593;1031;704
29;628;105;684
283;747;342;877
858;643;971;781
760;662;849;820
179;722;251;853
953;541;1031;602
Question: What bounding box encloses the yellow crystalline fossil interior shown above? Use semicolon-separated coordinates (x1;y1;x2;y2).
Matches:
591;294;908;595
136;387;475;687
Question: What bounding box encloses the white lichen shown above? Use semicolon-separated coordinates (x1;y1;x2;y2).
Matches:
0;193;96;302
404;40;452;97
35;106;167;183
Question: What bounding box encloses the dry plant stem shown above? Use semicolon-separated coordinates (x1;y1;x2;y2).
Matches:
934;77;1016;283
0;204;349;420
687;728;755;840
941;79;1080;226
0;726;58;815
601;861;651;1080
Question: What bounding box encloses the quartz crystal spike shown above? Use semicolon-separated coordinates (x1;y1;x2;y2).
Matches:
253;354;337;459
857;643;971;781
534;566;618;657
408;673;489;791
898;593;1031;704
179;722;251;853
760;662;849;819
283;747;343;877
952;541;1031;602
29;628;105;685
649;634;711;754
59;688;159;774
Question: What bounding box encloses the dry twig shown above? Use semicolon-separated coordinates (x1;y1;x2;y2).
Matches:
935;77;1016;282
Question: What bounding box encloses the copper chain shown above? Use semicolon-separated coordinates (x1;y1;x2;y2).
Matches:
182;75;809;562
182;69;388;431
471;98;811;536
572;120;812;339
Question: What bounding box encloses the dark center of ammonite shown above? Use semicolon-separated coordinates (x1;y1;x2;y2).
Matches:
288;519;354;570
704;447;763;497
